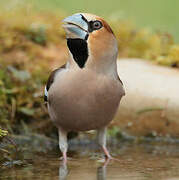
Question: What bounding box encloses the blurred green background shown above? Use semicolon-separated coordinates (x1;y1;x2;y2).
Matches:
1;0;179;42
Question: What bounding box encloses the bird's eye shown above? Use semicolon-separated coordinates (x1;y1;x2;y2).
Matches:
92;21;102;30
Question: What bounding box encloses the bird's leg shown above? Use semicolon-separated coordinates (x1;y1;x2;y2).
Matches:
58;128;68;164
97;127;112;159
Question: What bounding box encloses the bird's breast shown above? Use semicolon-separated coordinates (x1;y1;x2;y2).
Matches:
48;69;123;131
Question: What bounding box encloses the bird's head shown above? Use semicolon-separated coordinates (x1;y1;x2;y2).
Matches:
62;13;118;70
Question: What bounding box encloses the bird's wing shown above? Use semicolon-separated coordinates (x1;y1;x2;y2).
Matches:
44;64;66;102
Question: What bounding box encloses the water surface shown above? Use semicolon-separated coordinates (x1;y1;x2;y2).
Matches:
1;143;179;180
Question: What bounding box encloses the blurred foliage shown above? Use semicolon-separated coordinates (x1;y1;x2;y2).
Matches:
0;128;8;138
112;20;179;67
0;10;67;136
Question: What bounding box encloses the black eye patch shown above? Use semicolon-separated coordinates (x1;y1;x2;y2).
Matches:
88;20;103;32
80;14;103;33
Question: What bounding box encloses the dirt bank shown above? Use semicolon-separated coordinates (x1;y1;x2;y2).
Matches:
114;59;179;137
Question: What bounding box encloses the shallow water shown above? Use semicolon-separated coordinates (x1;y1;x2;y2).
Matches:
1;143;179;180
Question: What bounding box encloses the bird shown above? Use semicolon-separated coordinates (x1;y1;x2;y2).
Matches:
44;13;125;163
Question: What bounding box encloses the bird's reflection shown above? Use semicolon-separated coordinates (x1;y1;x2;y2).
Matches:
97;165;106;180
59;159;110;180
59;163;69;180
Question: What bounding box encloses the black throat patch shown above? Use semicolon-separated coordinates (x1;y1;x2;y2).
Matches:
67;38;88;68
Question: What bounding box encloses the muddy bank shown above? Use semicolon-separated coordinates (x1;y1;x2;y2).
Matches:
115;59;179;137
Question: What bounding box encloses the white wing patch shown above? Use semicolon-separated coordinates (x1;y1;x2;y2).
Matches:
44;86;48;101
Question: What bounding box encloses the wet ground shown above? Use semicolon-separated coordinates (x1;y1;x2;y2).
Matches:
1;142;179;180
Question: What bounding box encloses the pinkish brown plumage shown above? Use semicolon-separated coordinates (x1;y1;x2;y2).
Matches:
45;13;125;164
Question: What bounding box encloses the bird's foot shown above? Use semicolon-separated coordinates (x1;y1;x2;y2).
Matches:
102;146;120;163
59;154;74;164
102;146;112;159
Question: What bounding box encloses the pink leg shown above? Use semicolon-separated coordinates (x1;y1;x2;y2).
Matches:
97;127;112;159
58;128;68;164
97;127;120;162
102;146;120;162
62;151;67;164
102;145;112;159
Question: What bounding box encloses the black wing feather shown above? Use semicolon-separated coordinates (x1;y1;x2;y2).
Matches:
44;64;66;102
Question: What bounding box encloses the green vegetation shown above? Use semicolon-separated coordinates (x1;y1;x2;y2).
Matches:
1;0;179;42
0;128;8;137
0;10;66;135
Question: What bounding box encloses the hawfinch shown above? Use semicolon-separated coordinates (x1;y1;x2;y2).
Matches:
44;13;125;163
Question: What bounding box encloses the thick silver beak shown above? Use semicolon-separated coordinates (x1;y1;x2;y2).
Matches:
62;14;88;39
